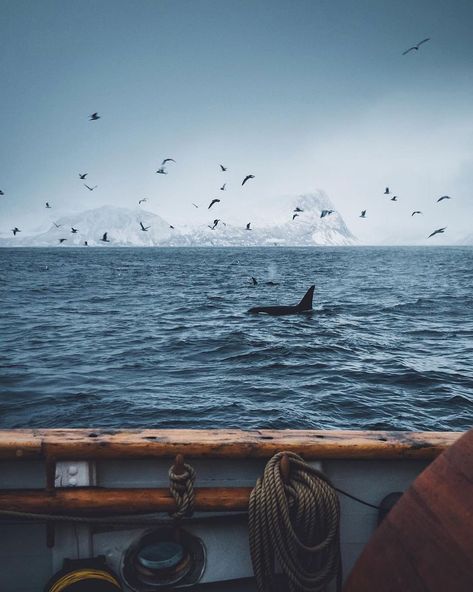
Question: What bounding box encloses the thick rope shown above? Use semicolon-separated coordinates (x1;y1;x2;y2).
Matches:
249;451;341;592
168;461;196;520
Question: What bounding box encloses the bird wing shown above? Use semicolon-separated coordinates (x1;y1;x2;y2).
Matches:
103;233;107;240
402;47;416;55
417;38;430;46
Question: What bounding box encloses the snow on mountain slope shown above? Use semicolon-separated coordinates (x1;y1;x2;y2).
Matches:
165;192;357;246
0;206;173;246
0;193;357;247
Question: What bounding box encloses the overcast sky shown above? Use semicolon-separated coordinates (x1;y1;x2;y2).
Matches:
1;0;472;244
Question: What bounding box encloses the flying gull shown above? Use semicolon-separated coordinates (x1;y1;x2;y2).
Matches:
161;158;176;165
100;232;110;243
84;184;98;191
156;168;168;175
89;112;100;121
45;202;51;208
220;183;226;191
140;222;150;232
428;227;446;238
320;209;334;218
242;175;255;186
138;198;147;204
220;164;227;172
292;213;299;220
58;238;67;244
208;199;220;209
412;211;422;216
402;38;430;55
71;227;78;233
384;187;390;195
246;222;252;230
79;173;88;179
391;196;398;201
12;227;21;235
360;210;367;218
437;195;452;202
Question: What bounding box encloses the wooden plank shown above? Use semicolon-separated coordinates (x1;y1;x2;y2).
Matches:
343;429;473;592
0;487;250;513
0;429;461;461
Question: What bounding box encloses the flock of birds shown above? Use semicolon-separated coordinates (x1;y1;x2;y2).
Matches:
357;186;451;238
2;140;260;244
1;36;454;244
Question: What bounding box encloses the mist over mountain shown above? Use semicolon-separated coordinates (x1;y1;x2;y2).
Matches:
0;193;356;247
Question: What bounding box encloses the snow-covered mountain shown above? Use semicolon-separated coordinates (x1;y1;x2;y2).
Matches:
165;193;357;246
0;193;357;247
0;206;173;246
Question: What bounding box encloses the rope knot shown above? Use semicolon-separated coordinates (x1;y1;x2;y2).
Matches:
168;456;196;520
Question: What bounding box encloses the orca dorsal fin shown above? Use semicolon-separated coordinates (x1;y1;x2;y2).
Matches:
297;285;315;311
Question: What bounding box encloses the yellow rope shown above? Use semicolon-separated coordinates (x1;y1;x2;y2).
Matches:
49;569;121;592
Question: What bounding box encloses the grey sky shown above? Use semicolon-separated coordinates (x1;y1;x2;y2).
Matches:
1;0;472;243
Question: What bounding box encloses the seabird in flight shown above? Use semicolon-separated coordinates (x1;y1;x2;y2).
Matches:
220;183;226;191
192;203;199;208
242;175;255;186
320;209;334;218
0;190;4;195
161;158;176;165
101;232;110;242
45;202;51;208
246;222;252;230
156;168;167;175
360;210;367;218
84;184;98;191
140;222;150;232
53;222;61;228
428;227;446;238
292;213;299;220
208;199;220;209
220;164;227;172
12;227;21;235
402;38;430;55
84;241;88;246
138;198;148;204
79;173;88;179
391;196;398;201
58;238;67;244
169;225;175;229
384;187;390;195
437;195;452;202
294;207;304;213
71;227;78;233
412;211;422;216
89;112;100;121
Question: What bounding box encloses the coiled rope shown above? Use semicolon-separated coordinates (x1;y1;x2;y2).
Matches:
249;451;341;592
168;457;196;520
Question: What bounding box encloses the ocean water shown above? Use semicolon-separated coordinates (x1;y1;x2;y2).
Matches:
0;247;472;431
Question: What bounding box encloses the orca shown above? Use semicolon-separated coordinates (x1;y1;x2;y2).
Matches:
248;285;315;316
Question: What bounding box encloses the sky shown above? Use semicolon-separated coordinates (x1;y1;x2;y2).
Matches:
1;0;472;244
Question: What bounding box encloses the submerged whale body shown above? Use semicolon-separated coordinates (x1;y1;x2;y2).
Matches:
248;285;315;316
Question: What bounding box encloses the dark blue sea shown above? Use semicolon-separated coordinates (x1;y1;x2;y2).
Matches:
1;247;472;431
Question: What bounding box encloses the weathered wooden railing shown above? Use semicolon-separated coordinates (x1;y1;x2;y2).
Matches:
0;429;462;514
